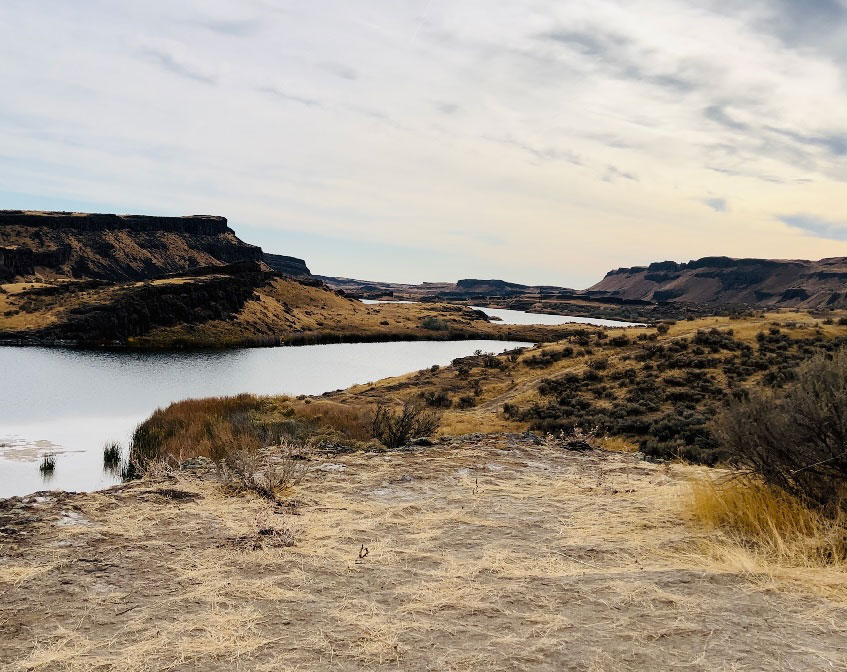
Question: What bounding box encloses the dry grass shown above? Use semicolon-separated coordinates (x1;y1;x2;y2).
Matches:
3;438;847;670
596;436;638;452
688;476;847;567
129;394;378;467
293;400;373;441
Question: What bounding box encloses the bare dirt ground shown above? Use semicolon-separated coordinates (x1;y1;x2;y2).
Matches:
2;435;846;671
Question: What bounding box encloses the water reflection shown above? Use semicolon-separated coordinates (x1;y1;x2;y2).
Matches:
1;339;530;498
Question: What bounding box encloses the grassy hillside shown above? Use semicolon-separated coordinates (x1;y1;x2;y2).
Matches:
0;270;595;347
123;311;847;469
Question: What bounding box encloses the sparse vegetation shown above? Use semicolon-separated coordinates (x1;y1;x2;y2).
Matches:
371;399;440;448
714;349;847;511
689;476;847;566
38;454;55;475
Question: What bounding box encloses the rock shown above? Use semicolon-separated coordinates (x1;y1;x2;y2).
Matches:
263;253;311;277
317;463;346;472
563;440;593;452
0;210;264;282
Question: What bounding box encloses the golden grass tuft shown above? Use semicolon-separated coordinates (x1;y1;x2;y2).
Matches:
687;475;847;567
292;400;373;441
596;436;637;452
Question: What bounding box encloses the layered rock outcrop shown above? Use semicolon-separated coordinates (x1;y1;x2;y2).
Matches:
591;256;847;308
0;210;263;282
263;253;311;277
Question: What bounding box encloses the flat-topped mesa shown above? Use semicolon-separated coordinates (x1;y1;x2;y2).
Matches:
263;252;311;277
0;210;230;236
591;255;847;308
0;210;265;282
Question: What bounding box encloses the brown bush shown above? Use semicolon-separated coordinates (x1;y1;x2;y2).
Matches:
215;435;312;500
371;399;440;448
713;349;847;511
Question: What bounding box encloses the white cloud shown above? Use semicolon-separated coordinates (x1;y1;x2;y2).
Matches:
0;0;845;285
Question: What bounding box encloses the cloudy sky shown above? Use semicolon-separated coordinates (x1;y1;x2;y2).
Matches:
1;0;845;286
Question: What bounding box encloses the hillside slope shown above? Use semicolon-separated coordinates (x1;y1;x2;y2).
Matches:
591;256;847;308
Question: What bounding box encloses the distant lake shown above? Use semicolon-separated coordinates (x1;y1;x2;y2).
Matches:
359;299;642;327
0;340;529;499
470;306;643;328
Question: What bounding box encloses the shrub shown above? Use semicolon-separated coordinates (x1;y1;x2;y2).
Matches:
371;399;440;448
523;346;573;368
713;349;847;510
39;454;56;474
457;395;476;409
421;389;452;408
421;316;448;331
215;437;312;500
103;441;121;473
502;402;519;418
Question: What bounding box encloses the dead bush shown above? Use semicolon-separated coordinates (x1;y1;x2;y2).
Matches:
371;399;440;448
215;435;313;500
713;349;847;511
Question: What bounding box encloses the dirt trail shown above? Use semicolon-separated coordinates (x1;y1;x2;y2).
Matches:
2;435;845;671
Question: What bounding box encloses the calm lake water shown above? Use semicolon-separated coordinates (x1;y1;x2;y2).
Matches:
0;340;528;498
470;306;643;328
360;299;642;327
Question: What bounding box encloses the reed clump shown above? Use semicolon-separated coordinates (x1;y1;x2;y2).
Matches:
124;393;431;478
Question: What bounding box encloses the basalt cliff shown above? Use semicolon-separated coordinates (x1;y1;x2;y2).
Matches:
591;256;847;309
0;210;265;282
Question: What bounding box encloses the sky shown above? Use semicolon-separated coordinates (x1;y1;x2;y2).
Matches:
0;0;846;287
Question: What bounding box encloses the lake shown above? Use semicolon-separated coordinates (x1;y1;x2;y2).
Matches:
470;306;643;328
0;340;528;498
360;299;642;327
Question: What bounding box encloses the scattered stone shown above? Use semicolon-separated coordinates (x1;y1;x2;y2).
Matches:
390;474;414;484
57;511;91;527
145;488;202;502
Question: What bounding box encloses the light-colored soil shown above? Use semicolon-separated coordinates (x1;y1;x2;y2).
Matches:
2;436;845;671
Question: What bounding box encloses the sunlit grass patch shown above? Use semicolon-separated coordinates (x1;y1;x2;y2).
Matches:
688;475;847;567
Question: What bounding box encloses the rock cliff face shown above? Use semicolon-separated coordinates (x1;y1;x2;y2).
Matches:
263;253;311;277
0;210;263;282
591;256;847;308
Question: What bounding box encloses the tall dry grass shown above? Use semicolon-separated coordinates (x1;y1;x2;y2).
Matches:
293;400;373;441
127;394;378;473
688;475;847;567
